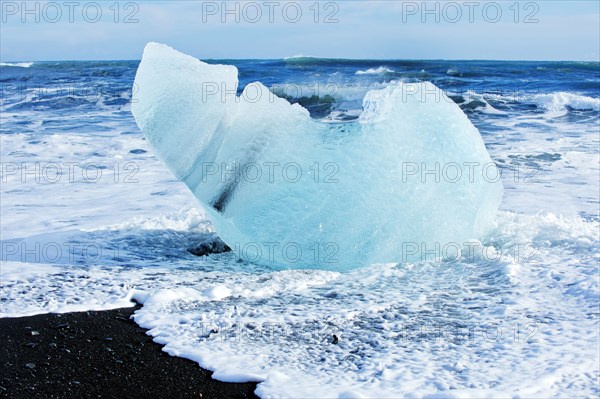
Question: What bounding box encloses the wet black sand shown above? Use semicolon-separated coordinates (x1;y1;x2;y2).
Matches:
0;306;258;398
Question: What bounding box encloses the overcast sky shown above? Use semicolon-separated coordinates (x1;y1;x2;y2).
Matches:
1;1;599;61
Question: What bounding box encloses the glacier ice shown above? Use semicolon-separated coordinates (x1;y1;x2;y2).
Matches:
132;43;503;270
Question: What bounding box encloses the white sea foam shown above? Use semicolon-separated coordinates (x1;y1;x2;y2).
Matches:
1;118;598;393
1;209;598;397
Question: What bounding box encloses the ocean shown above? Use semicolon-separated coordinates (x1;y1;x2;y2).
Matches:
1;58;599;397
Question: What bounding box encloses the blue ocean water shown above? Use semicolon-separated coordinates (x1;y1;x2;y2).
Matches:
1;58;599;397
2;58;598;116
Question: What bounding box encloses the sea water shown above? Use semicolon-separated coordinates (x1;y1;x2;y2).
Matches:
1;58;598;397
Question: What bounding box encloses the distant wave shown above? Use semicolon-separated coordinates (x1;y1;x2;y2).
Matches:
271;81;389;104
0;62;34;68
446;68;460;76
456;90;505;114
283;56;330;64
445;68;488;78
356;67;394;75
283;55;311;60
271;81;600;119
449;90;599;116
283;57;390;68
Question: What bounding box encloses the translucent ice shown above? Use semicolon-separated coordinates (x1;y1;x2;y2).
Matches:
132;43;503;270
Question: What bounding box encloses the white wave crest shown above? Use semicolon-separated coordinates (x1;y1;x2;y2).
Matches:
0;62;34;68
355;66;394;75
530;92;600;116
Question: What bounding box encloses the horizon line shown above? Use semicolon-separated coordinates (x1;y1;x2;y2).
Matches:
2;57;599;63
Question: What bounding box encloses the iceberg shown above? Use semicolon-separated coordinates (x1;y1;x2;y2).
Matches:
132;43;503;270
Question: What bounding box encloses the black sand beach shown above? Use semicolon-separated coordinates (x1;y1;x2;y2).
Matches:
0;306;258;398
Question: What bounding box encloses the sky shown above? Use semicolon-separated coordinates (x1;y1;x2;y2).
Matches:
1;1;599;61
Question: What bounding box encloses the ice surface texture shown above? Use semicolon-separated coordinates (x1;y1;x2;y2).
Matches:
132;43;503;270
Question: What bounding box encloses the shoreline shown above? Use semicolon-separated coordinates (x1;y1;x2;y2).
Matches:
0;306;258;398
